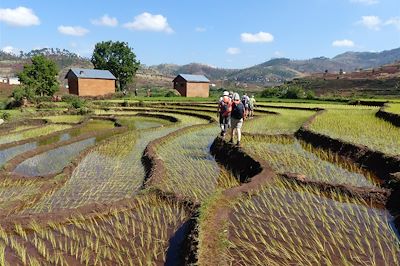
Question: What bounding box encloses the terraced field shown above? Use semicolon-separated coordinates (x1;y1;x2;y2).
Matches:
0;100;398;265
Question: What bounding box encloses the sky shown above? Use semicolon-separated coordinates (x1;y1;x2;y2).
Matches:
0;0;399;69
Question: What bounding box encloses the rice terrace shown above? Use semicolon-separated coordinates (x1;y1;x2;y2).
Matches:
1;0;400;265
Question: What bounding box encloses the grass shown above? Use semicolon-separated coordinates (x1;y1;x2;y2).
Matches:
242;135;379;187
0;124;72;145
243;109;314;134
310;109;400;155
226;178;400;265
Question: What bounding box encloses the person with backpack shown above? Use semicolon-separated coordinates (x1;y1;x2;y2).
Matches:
230;93;245;146
241;93;250;119
249;95;256;118
218;91;232;137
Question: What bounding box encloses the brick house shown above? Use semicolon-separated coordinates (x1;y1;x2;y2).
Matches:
65;68;116;96
173;74;210;97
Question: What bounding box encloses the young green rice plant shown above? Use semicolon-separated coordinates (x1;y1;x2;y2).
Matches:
242;135;379;187
0;120;114;168
13;138;97;177
226;178;400;265
42;115;85;124
0;192;189;265
26;113;206;212
0;124;72;145
153;125;240;202
117;116;170;130
386;103;400;114
310;109;400;155
243;109;315;134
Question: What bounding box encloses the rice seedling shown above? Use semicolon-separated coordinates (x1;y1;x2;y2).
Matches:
42;115;85;124
26;113;206;212
242;135;379;187
386;103;400;114
153;125;239;202
0;124;72;145
8;125;41;133
117;116;170;130
310;109;400;155
257;102;378;110
225;178;400;265
243;109;315;134
0;120;115;168
0;192;190;265
13;138;97;176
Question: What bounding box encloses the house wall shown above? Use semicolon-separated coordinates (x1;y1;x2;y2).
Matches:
77;78;115;96
186;82;209;97
174;81;187;96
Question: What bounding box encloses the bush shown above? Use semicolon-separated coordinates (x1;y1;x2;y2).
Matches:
305;90;316;100
122;100;130;107
260;87;282;98
12;85;35;103
1;112;11;121
281;86;305;99
63;95;86;109
138;100;146;107
165;90;181;97
77;107;93;115
36;102;58;109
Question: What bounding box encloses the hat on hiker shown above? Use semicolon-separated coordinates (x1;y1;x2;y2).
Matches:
223;91;229;96
233;93;240;101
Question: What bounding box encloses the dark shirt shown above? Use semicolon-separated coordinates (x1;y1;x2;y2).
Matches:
231;102;244;119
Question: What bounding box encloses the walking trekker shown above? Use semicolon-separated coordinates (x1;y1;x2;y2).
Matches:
218;91;232;137
230;93;245;146
249;95;256;118
241;93;250;119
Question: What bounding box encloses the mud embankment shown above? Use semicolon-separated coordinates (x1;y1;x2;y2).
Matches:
375;105;400;127
295;110;400;181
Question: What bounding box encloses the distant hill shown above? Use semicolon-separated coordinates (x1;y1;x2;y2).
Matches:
148;47;400;86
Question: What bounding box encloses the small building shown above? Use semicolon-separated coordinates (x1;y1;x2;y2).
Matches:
65;68;116;96
173;74;210;97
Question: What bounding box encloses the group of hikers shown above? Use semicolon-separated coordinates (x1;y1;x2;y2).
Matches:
218;91;256;146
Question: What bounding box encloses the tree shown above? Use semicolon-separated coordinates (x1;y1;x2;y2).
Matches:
91;41;140;91
17;55;59;97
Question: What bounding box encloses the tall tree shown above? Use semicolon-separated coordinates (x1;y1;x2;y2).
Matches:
91;41;140;90
17;55;59;97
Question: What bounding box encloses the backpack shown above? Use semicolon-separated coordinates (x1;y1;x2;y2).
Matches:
231;102;244;119
242;95;249;107
219;97;232;117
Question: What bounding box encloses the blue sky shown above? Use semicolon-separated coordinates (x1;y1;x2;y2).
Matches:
1;0;399;68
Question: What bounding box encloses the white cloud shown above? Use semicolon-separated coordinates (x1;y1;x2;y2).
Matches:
358;16;381;30
332;39;355;47
226;47;241;55
195;27;206;32
241;32;274;43
1;46;19;54
58;25;89;36
0;6;40;27
91;14;118;27
350;0;379;5
385;17;400;30
123;12;173;33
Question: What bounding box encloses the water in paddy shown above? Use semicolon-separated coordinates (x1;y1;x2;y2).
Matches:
227;180;400;265
13;138;97;176
117;116;169;130
0;120;115;167
242;135;379;188
25;114;208;212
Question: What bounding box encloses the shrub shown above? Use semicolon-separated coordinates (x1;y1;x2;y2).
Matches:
63;95;86;109
77;107;93;115
11;85;35;103
138;100;146;107
305;90;316;100
260;87;282;98
165;90;180;97
281;86;305;99
122;100;130;107
1;112;11;121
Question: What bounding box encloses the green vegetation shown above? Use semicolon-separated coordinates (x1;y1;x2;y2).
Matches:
242;135;378;187
386;103;400;114
0;124;71;145
15;55;59;100
42;115;85;124
243;109;314;134
310;109;400;155
92;41;140;90
226;179;400;265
